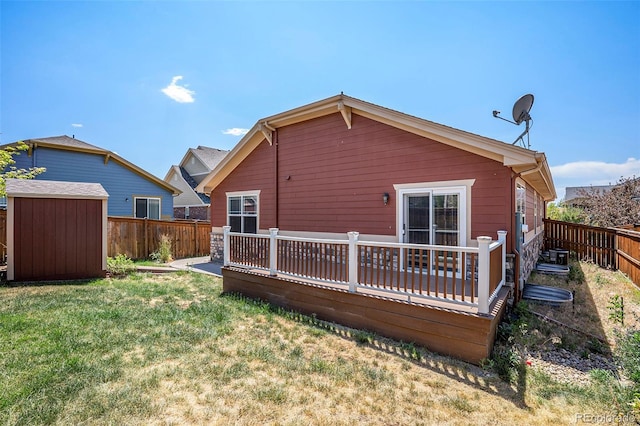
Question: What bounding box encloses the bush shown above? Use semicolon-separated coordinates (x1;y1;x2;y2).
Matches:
150;234;173;263
616;328;640;385
107;254;135;276
568;264;585;283
492;345;522;384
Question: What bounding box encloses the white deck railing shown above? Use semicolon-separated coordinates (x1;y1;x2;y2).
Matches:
223;227;506;315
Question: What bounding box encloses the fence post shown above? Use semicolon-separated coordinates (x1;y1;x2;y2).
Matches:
269;228;279;276
348;231;359;293
194;220;199;256
144;218;149;258
477;236;492;315
498;230;507;286
223;226;231;267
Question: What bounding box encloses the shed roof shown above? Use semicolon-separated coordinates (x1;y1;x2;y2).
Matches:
195;93;557;201
5;135;180;195
6;179;109;199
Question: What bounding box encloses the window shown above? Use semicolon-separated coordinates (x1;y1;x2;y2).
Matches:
534;194;539;231
227;192;258;233
516;183;526;242
516;183;526;223
135;197;161;219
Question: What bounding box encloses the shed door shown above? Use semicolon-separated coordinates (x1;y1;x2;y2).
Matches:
14;198;103;281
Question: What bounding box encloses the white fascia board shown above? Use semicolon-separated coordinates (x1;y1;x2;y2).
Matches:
346;98;537;167
196;125;264;194
9;193;109;200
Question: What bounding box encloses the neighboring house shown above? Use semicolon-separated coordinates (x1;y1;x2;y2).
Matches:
195;94;556;364
564;184;615;207
3;136;180;219
165;146;228;220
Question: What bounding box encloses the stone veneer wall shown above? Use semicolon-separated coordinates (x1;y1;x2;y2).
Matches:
519;231;544;291
210;232;224;262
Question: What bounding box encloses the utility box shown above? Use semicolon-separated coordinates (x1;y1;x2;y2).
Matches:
556;249;569;266
6;179;109;282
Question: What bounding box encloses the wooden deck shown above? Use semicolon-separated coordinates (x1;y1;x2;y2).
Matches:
223;266;509;365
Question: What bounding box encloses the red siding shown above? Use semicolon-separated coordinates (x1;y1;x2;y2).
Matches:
212;112;513;242
14;198;104;281
211;141;276;229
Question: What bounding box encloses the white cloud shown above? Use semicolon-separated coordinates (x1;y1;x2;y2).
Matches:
550;158;640;201
71;123;83;128
161;76;195;103
222;128;249;136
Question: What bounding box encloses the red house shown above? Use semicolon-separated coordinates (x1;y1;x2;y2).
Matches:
196;94;556;364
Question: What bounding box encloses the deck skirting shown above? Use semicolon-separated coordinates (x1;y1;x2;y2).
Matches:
223;267;509;365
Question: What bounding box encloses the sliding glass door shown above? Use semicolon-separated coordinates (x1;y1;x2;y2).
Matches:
402;189;463;275
403;192;460;246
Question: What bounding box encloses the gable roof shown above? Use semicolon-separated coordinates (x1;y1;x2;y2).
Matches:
173;145;229;173
179;166;210;203
7;135;180;195
195;94;556;201
188;146;229;169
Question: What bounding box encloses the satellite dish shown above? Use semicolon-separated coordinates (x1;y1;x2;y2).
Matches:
492;93;535;149
512;94;534;125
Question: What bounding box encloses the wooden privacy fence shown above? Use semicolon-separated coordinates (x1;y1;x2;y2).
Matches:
0;210;210;262
108;217;211;260
0;209;6;264
616;229;640;287
543;218;640;287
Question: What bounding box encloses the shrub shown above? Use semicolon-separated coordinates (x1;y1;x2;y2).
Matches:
568;264;585;283
150;234;173;263
492;345;522;384
107;254;135;276
607;295;625;326
616;328;640;385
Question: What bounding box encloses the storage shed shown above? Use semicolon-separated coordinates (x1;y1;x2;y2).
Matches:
6;179;109;281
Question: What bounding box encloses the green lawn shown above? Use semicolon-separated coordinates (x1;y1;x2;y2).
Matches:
0;270;634;425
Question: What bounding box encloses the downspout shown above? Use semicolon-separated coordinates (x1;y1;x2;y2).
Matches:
510;169;519;303
511;158;545;299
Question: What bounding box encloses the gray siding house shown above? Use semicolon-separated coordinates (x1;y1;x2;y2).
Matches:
5;135;180;218
165;146;228;220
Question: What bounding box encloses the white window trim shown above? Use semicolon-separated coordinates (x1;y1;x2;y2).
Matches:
516;179;537;243
394;179;474;246
134;196;161;219
226;190;260;233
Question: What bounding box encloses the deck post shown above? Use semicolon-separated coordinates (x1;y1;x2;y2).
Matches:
477;236;492;314
498;230;507;286
348;231;359;293
269;228;279;276
223;226;231;267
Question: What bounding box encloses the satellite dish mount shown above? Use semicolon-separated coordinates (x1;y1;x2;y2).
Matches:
492;94;534;149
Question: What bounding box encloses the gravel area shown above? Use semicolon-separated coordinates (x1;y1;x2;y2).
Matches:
524;348;619;386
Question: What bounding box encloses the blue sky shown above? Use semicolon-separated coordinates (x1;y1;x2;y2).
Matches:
2;1;639;202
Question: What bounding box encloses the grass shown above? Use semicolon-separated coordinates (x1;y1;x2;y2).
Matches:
0;268;636;425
